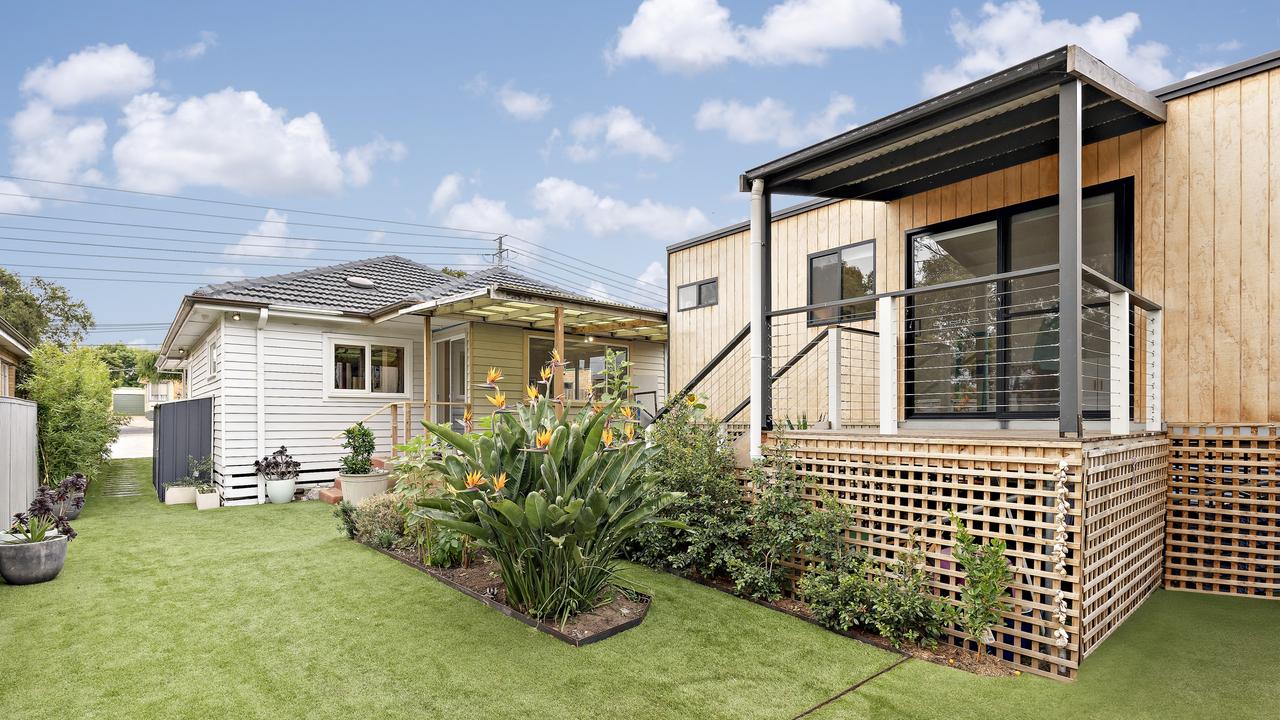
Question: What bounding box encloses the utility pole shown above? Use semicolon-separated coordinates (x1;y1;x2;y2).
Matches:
492;235;509;266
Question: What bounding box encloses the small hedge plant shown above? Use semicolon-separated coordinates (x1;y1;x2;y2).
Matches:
340;423;376;475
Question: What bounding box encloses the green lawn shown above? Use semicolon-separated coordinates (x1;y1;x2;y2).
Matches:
2;459;1276;719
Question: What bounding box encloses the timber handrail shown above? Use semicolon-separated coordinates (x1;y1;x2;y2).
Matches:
328;399;471;440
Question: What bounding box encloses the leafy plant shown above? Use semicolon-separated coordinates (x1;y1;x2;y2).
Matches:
49;473;88;511
353;493;404;547
172;455;214;491
5;485;78;543
728;443;815;600
417;394;685;625
949;511;1013;657
0;268;93;348
868;541;955;648
21;343;125;484
392;436;462;567
255;446;300;483
333;500;358;539
625;395;748;577
340;423;377;475
798;553;875;633
592;347;635;403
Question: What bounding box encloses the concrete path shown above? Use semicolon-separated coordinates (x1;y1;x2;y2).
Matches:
110;416;153;460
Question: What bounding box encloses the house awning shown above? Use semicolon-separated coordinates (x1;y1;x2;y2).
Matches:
740;45;1166;202
377;285;668;343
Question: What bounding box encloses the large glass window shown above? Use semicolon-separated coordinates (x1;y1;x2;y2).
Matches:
528;337;625;402
326;336;411;397
809;241;876;323
370;345;404;394
907;185;1127;418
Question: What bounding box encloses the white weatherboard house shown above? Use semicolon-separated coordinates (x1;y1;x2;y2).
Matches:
156;256;668;505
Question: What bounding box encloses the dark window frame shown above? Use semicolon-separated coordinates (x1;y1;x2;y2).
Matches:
676;277;719;311
806;239;877;326
902;178;1134;420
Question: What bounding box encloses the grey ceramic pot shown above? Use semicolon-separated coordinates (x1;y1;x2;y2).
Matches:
0;535;69;585
55;495;84;521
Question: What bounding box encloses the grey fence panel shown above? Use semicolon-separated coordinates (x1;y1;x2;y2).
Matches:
152;397;212;501
0;397;38;524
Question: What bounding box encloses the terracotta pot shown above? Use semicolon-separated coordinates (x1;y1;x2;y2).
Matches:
0;534;69;585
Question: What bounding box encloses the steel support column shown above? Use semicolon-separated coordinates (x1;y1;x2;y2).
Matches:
749;179;772;458
1058;79;1083;436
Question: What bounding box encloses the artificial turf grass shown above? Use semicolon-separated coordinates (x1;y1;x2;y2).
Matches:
11;459;1278;719
3;459;896;720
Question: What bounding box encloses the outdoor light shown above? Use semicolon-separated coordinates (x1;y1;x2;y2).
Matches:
587;336;595;343
232;313;241;321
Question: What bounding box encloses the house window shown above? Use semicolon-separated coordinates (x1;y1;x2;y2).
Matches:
527;336;626;402
906;181;1130;418
809;240;875;324
207;339;219;379
677;278;718;311
0;360;9;396
324;335;411;397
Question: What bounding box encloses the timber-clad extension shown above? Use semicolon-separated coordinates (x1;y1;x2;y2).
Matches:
669;46;1280;678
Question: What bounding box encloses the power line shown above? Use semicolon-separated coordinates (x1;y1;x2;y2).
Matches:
3;263;263;280
0;242;498;271
506;252;665;304
0;211;497;250
506;258;662;309
0;172;507;235
506;242;666;292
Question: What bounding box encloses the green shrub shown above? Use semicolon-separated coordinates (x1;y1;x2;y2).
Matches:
333;500;358;539
353;493;404;547
392;436;463;567
626;396;748;577
949;511;1012;656
798;553;875;633
21;343;125;483
340;423;376;475
418;396;684;625
868;543;955;648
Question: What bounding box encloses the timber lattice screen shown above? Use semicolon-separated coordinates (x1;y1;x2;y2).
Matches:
772;431;1167;680
1165;424;1280;598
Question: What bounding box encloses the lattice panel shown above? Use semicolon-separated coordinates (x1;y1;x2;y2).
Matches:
1079;436;1168;655
776;432;1088;680
1166;424;1280;598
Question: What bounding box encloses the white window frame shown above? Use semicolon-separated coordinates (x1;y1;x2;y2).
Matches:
206;338;219;380
323;332;413;400
0;359;10;395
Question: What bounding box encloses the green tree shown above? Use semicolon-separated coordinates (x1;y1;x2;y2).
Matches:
0;268;93;348
20;343;125;484
92;343;161;388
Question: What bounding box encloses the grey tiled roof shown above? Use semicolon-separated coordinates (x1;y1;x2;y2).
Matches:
402;265;662;314
191;255;454;314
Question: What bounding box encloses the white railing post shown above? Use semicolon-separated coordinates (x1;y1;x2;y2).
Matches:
1146;308;1162;431
1109;291;1130;435
878;296;897;435
827;326;842;430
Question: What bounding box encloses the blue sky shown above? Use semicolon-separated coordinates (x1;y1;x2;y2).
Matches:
0;0;1275;346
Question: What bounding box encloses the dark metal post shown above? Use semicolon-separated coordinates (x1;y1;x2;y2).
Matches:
1058;80;1083;436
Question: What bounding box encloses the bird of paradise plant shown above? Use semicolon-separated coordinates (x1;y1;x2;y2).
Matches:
525;384;540;403
417;396;684;625
484;367;504;386
486;391;507;410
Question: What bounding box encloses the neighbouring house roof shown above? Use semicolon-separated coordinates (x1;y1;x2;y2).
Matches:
190;255;454;314
389;265;661;315
0;315;34;358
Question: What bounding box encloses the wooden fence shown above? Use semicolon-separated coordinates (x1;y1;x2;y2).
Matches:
770;430;1168;680
0;397;38;524
1165;424;1280;598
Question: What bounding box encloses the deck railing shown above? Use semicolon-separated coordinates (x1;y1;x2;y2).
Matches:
763;263;1162;435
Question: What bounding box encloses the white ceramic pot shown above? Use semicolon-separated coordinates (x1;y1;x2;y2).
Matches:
266;478;297;504
164;486;197;505
338;471;391;506
195;491;220;511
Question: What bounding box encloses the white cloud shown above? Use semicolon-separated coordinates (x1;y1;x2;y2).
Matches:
112;88;401;194
343;136;406;187
20;43;154;107
923;1;1174;95
531;177;710;241
635;261;666;298
170;31;218;60
430;173;466;213
567;107;673;162
222;209;316;259
609;0;903;73
443;195;546;242
0;180;38;213
10;101;106;183
1183;63;1224;81
496;83;552;121
585;281;611;301
695;93;855;147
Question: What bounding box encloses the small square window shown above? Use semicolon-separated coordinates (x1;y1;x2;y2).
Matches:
677;278;718;310
809;241;875;324
370;344;404;394
333;344;366;391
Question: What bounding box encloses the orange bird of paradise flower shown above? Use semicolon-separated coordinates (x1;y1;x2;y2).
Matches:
539;364;553;383
491;472;507;491
620;406;636;420
549;348;564;366
623;423;636;441
464;470;484;488
592;402;604;414
535;428;553;449
601;427;614;447
486;391;507;409
525;384;540;403
485;367;504;385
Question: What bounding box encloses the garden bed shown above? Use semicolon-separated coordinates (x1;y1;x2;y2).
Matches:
373;546;650;646
688;574;1014;678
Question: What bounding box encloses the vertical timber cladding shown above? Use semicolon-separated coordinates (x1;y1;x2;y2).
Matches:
1166;424;1280;598
776;430;1168;680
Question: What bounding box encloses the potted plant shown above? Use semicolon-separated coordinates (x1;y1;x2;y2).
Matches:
255;446;300;504
336;423;388;505
50;473;88;520
194;455;219;511
0;487;77;585
164;455;209;506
